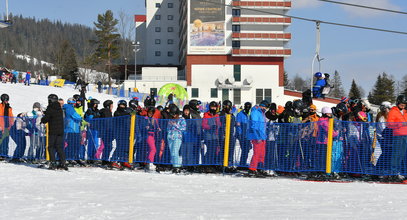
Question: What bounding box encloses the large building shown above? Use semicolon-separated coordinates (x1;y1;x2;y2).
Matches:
135;0;292;105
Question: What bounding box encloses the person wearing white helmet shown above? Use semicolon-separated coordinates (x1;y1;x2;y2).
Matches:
375;101;393;174
377;101;392;123
313;107;338;176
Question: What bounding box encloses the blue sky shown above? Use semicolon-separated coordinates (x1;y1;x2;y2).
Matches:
6;0;407;94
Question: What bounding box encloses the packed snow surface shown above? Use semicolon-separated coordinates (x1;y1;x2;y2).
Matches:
0;83;125;114
2;82;407;219
1;163;407;219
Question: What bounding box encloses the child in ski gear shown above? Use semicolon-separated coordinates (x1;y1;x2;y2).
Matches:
167;105;186;173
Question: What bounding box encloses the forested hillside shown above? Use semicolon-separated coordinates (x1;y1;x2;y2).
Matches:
0;14;133;79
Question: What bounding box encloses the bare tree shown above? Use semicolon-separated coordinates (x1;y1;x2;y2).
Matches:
117;9;136;63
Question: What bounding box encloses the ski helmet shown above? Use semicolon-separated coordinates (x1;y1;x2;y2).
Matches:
73;94;81;101
183;104;190;112
0;94;9;102
118;100;127;107
147;106;156;115
48;94;58;103
209;101;218;108
103;100;113;108
222;100;232;108
189;99;200;111
169;104;180;116
285;101;293;110
293;100;305;111
336;102;348;114
67;98;76;104
157;105;164;111
380;101;392;112
269;103;277;112
314;72;322;78
244;102;252;111
259;100;270;108
396;95;407;105
90;99;100;106
129;100;138;110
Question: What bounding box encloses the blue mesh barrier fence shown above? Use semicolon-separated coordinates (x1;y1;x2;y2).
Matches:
0;116;47;160
3;115;407;176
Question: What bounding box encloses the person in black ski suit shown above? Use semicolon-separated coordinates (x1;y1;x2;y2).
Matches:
113;100;132;168
99;100;114;166
84;99;101;163
219;100;236;172
41;94;68;170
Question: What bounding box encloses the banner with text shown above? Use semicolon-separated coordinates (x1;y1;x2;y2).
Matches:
188;0;226;54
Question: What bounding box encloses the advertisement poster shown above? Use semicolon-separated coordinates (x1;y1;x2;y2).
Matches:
189;0;226;54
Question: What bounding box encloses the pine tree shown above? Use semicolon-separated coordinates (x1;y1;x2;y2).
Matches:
54;40;78;82
348;79;362;99
284;71;289;87
368;72;395;105
92;10;121;86
330;70;345;98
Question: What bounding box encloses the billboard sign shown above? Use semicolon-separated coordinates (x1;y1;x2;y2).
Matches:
189;0;226;54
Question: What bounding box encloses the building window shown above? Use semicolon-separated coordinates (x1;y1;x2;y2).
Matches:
233;89;241;105
256;89;263;105
168;3;174;8
155;15;161;20
167;39;174;44
211;88;218;98
155;3;161;8
232;25;241;32
222;89;229;101
232;41;240;48
155;51;161;56
192;88;199;98
232;9;241;16
256;89;272;104
168;27;174;32
265;89;272;103
155;39;161;44
155;27;161;32
233;65;241;82
168;15;174;20
168;51;174;57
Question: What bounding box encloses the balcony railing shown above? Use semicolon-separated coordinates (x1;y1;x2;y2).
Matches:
232;1;291;8
232;49;291;57
232;17;291;24
232;32;291;40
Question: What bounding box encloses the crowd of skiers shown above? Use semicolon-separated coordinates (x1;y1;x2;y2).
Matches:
1;88;407;180
1;68;33;85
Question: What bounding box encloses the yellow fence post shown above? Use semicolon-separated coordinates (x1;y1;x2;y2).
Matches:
223;114;232;167
128;114;136;164
45;124;50;161
325;118;334;174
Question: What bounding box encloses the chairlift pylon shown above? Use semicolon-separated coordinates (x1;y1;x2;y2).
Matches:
311;21;325;95
0;0;11;28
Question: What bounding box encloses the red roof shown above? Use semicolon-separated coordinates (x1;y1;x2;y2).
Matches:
134;15;146;23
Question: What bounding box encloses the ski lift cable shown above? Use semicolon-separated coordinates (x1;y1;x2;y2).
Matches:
201;0;407;35
318;0;407;15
